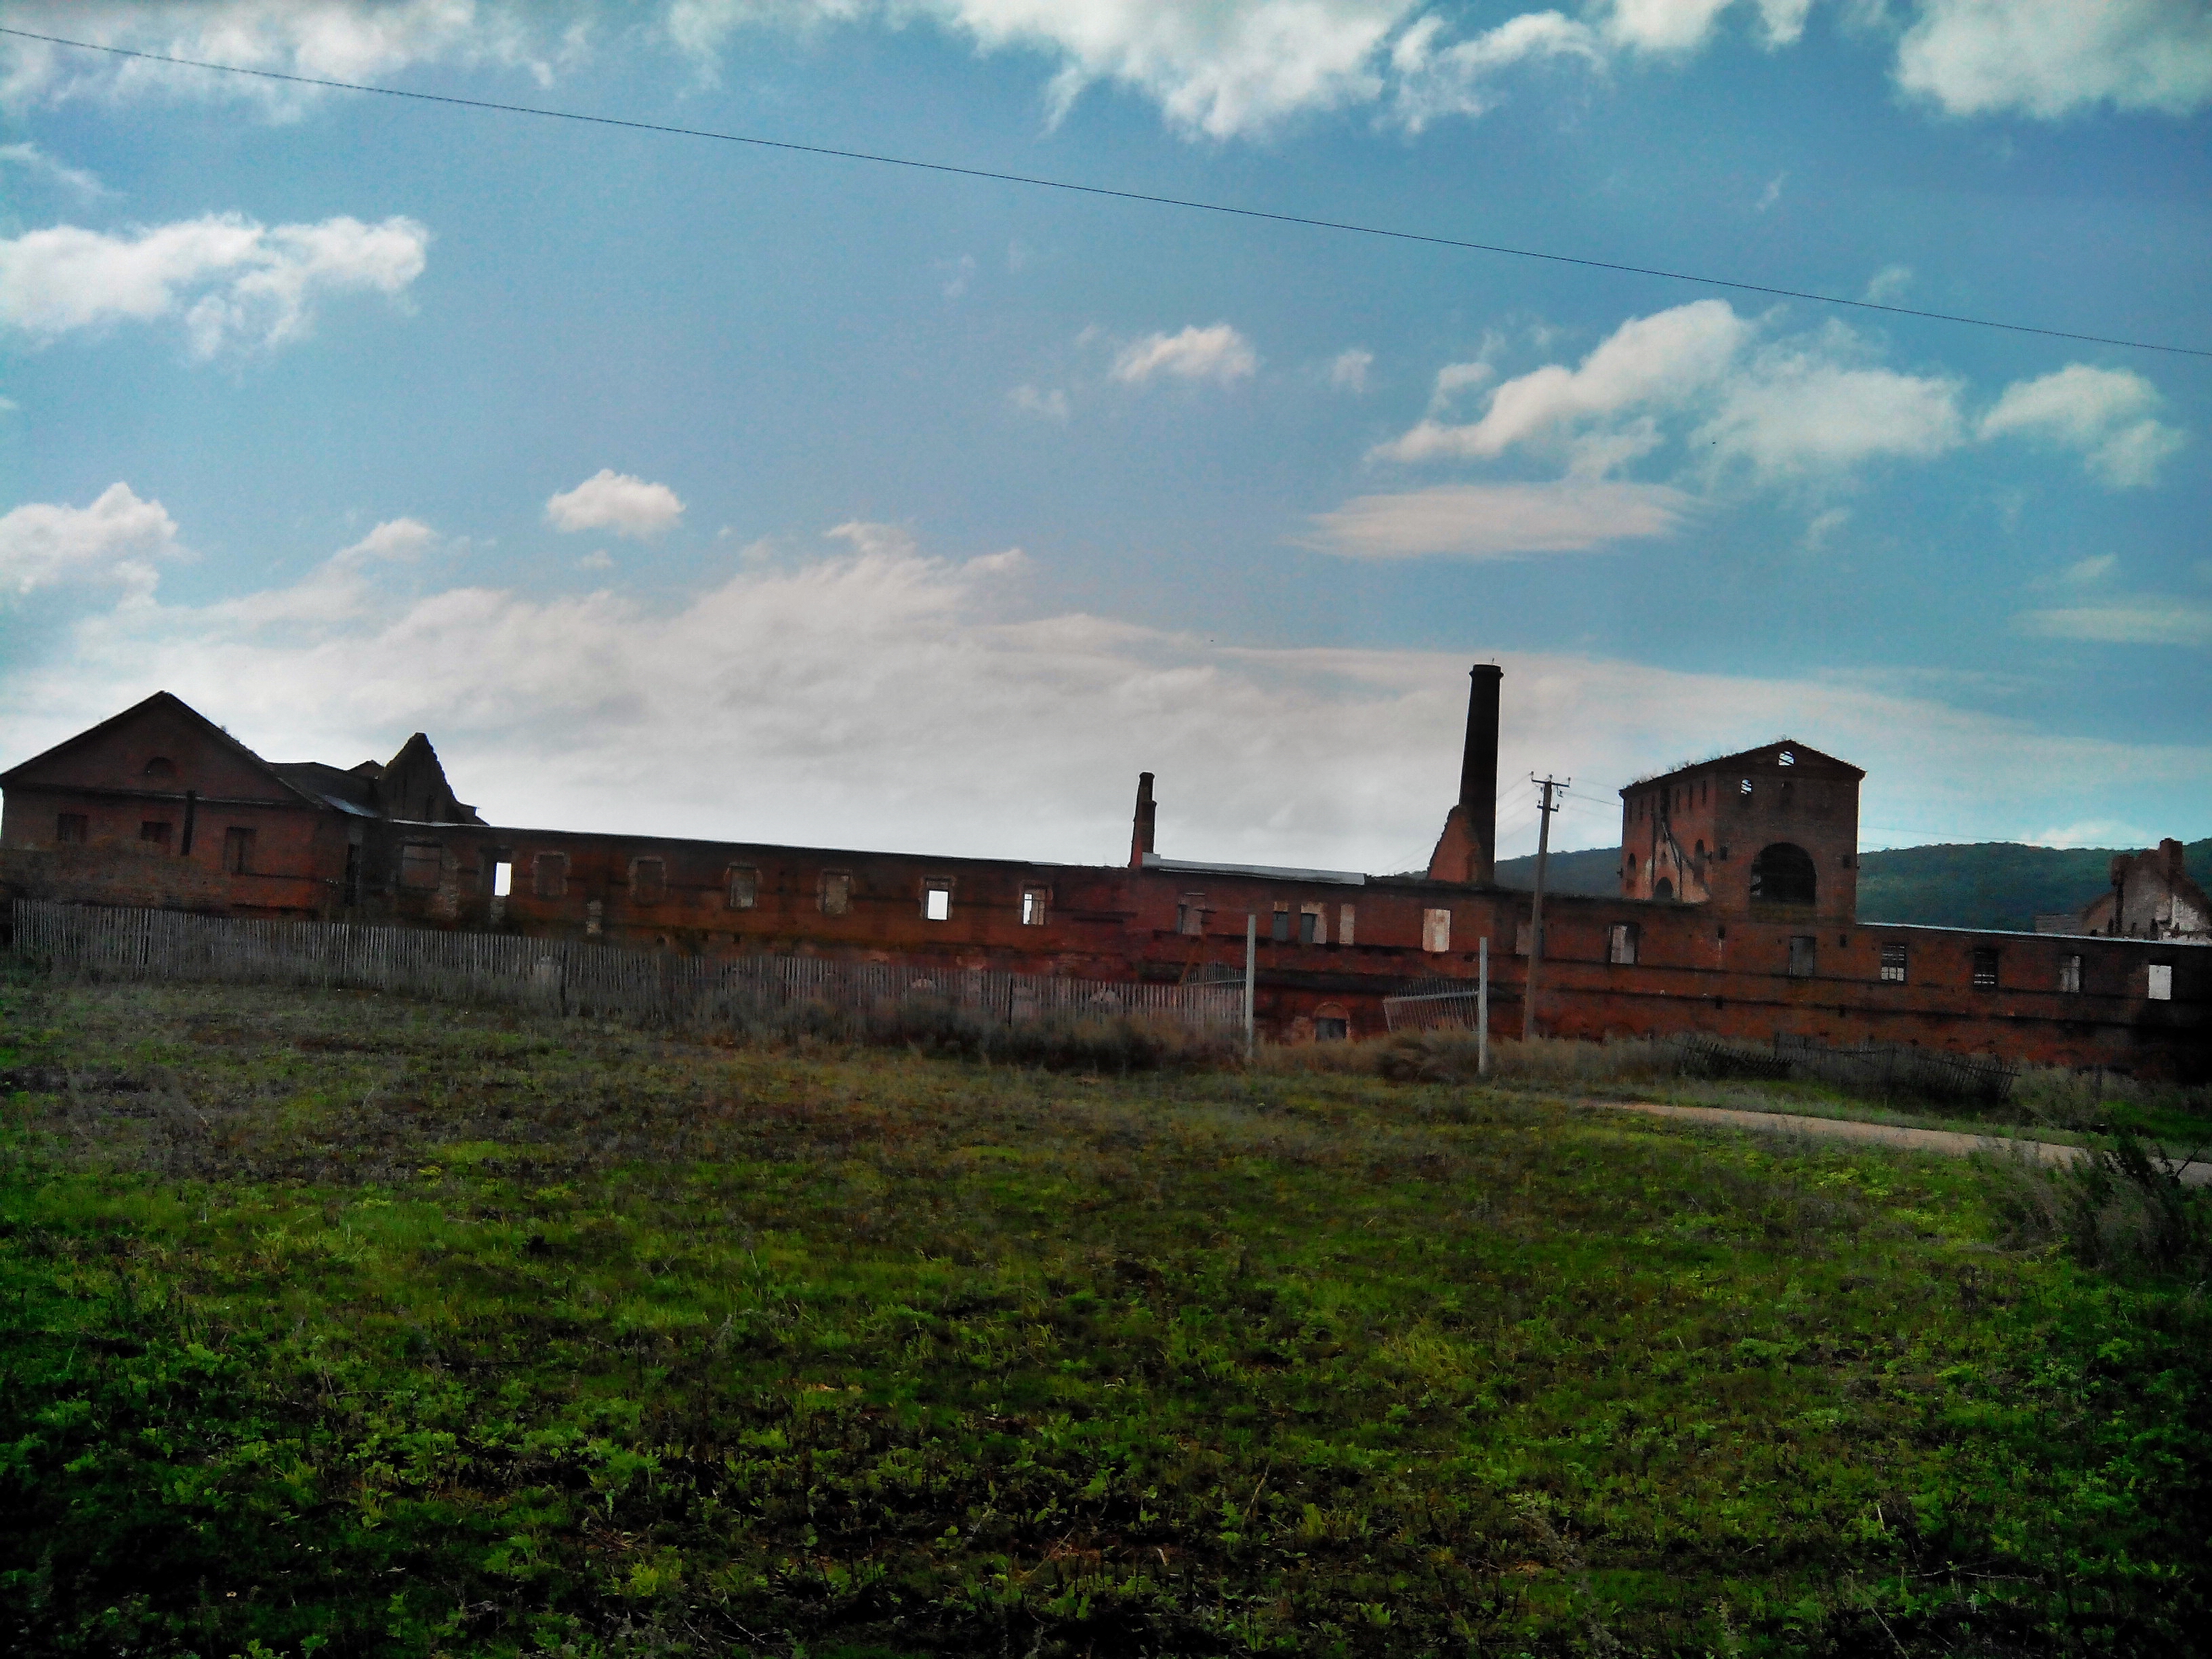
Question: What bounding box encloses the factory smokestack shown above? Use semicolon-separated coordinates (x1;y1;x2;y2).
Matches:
1460;665;1502;886
1129;772;1156;868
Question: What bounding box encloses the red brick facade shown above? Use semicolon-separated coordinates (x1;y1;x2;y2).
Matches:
3;690;2204;1079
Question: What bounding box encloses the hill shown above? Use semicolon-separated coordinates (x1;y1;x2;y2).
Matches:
1495;837;2212;934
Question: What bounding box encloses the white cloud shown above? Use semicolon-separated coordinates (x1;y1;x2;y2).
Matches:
1386;9;1601;129
1111;323;1258;386
0;483;182;600
1755;171;1786;211
544;470;685;539
579;549;615;571
1864;262;1912;302
0;213;429;357
0;1;582;115
1896;0;2212;118
1328;348;1373;393
1695;344;1965;481
2057;552;2116;586
1009;384;1071;421
2014;597;2212;648
9;520;2207;865
0;141;110;198
1304;480;1690;558
1427;359;1495;412
1979;364;2184;487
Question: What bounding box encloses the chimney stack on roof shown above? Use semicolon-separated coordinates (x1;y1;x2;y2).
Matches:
1130;772;1157;869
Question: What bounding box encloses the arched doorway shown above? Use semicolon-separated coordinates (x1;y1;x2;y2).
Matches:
1653;877;1675;900
1750;842;1817;907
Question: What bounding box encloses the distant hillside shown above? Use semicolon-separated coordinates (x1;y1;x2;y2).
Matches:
1492;838;2211;934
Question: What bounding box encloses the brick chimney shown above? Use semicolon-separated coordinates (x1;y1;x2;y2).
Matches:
1130;772;1156;868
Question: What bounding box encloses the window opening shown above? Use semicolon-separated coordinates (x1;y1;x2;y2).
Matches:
1299;904;1323;945
1271;907;1292;944
821;872;853;916
1880;943;1908;983
533;851;567;899
222;827;255;875
1315;1004;1349;1043
727;866;758;909
492;860;513;899
1607;923;1638;965
1654;877;1675;901
2058;954;2081;995
1021;885;1049;926
1338;903;1355;946
1778;750;1795;766
56;813;87;844
1971;948;1999;990
1422;908;1452;954
400;843;443;889
1739;777;1752;794
142;756;176;779
1788;935;1817;978
1750;843;1818;906
2148;964;2173;1002
140;820;172;849
1515;921;1533;957
922;882;952;922
631;858;666;903
1176;894;1205;936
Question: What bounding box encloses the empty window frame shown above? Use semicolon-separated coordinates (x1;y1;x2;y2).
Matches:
726;865;758;909
2059;954;2082;995
142;756;177;780
56;813;88;844
1971;948;1999;990
1271;906;1292;943
1299;903;1324;946
491;859;514;899
140;820;173;849
921;880;952;922
400;843;443;889
222;826;255;875
533;851;567;899
820;872;854;916
1422;908;1452;954
1515;922;1534;958
630;857;667;904
1788;935;1818;978
1315;1004;1349;1043
1021;884;1050;926
1338;903;1355;947
1176;894;1205;936
2148;963;2174;1002
1607;922;1638;966
1880;942;1909;983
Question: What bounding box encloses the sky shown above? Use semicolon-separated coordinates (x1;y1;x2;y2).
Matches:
0;0;2207;876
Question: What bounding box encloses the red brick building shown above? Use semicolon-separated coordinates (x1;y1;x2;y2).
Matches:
3;684;2204;1078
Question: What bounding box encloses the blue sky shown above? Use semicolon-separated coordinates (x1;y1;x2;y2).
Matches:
1;1;2207;874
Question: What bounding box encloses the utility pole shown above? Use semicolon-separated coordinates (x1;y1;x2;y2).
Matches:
1523;773;1568;1040
1244;913;1256;1061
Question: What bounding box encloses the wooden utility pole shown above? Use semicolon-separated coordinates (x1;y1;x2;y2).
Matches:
1523;774;1568;1040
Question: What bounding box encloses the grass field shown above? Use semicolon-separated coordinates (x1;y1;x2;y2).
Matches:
3;964;2209;1657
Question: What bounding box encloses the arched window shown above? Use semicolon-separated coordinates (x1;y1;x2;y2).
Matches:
1654;876;1675;901
142;757;176;779
1750;842;1818;906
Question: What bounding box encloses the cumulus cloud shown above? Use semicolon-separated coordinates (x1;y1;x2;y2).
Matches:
0;483;182;601
0;213;429;357
9;518;2207;864
1896;0;2212;118
1328;348;1373;393
0;141;110;198
1979;364;2184;487
1694;344;1965;480
544;470;685;539
1008;384;1071;421
0;1;583;115
1304;480;1690;558
1386;9;1602;129
1111;323;1258;387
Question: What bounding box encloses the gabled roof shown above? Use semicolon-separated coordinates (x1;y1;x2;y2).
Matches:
0;689;327;806
1624;737;1864;793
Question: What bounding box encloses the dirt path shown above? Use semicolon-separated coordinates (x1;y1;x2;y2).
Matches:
1593;1101;2212;1187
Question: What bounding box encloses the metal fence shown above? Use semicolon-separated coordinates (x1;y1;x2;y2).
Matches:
1679;1031;2017;1105
7;900;1245;1037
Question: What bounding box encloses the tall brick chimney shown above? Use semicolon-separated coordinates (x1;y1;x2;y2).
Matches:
1460;665;1502;886
1130;772;1156;868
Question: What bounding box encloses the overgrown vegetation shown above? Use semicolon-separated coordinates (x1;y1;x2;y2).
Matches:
3;964;2210;1656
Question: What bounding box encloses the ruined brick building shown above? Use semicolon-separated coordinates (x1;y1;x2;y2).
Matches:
2036;840;2211;945
3;678;2204;1078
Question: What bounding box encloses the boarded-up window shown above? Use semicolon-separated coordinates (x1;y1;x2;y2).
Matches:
821;872;853;916
56;813;87;844
1971;948;1999;990
2148;963;2173;1002
727;866;758;909
1788;935;1816;978
1315;1003;1349;1042
533;851;567;899
222;827;255;875
630;857;666;903
1271;907;1292;943
140;821;172;849
401;843;443;889
1607;923;1637;965
1021;885;1049;926
1881;942;1908;983
1422;908;1452;954
1514;922;1532;957
1176;895;1205;937
1338;903;1355;947
922;880;951;921
2059;954;2082;994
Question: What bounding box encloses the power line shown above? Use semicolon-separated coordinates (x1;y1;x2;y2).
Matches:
5;24;2205;362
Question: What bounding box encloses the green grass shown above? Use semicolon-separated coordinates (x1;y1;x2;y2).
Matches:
3;967;2209;1656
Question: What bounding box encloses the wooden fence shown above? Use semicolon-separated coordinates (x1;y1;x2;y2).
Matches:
7;901;1245;1037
